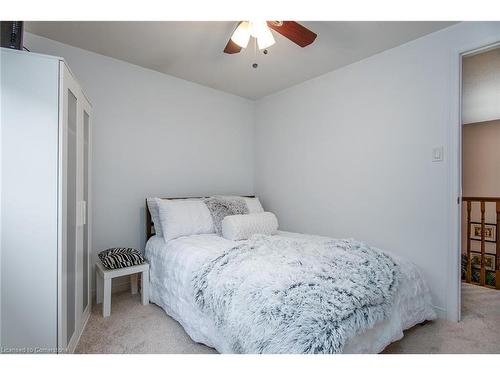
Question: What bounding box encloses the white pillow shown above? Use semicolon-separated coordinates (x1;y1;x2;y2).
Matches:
222;212;278;240
146;197;163;237
244;197;264;213
215;196;264;213
157;199;215;242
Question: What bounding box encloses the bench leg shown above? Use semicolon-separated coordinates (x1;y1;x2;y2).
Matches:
130;273;138;295
96;268;103;304
141;269;149;305
103;278;112;317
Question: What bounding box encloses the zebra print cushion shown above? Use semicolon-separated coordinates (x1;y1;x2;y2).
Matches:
98;248;145;270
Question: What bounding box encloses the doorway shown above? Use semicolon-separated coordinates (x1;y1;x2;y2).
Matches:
460;45;500;321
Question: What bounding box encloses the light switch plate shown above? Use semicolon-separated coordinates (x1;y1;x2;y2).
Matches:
432;146;444;162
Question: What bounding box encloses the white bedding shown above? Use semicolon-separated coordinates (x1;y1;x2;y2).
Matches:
145;231;436;353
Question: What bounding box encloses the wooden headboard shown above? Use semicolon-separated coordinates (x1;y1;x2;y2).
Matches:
145;196;255;241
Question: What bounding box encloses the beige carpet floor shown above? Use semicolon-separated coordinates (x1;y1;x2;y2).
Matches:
384;283;500;353
75;283;500;354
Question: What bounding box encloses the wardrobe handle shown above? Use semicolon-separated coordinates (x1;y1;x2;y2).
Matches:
77;201;86;226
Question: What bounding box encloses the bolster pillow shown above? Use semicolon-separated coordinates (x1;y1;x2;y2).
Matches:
222;212;278;240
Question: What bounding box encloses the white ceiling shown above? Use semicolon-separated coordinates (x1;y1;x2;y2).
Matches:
26;21;456;99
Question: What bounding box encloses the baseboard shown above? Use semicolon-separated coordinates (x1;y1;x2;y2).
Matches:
91;275;132;301
433;305;447;320
66;308;91;354
110;275;132;293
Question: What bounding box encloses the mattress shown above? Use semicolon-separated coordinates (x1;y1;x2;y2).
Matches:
145;231;436;353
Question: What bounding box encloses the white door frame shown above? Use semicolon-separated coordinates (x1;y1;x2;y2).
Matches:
448;39;500;322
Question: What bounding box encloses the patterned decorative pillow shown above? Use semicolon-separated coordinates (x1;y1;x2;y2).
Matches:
215;196;264;213
204;197;249;234
98;248;145;270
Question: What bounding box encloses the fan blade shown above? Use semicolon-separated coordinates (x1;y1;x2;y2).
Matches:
267;21;317;47
224;38;242;54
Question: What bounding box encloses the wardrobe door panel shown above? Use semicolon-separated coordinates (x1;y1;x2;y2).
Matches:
60;62;92;352
66;88;78;345
59;62;83;352
82;109;90;313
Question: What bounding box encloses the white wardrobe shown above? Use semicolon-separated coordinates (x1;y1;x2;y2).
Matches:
1;48;92;353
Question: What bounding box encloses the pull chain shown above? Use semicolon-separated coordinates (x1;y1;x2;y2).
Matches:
252;38;258;69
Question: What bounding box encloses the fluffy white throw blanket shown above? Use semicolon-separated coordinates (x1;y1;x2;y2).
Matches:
193;234;401;354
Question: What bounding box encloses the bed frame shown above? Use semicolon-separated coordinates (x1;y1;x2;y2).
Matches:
145;196;255;240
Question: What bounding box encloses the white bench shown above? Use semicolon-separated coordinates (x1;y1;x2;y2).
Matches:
95;261;149;317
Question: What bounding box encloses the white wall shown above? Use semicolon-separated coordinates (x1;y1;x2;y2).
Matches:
463;120;500;197
463;48;500;124
24;33;255;290
255;22;500;318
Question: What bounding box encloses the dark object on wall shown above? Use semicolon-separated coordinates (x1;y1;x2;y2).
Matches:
1;21;24;50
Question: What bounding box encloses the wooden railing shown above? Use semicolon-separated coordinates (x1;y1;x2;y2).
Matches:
462;197;500;289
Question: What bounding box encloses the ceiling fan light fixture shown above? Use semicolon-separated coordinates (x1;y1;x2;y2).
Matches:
249;21;276;50
249;21;266;38
257;27;275;50
224;21;317;54
231;21;251;48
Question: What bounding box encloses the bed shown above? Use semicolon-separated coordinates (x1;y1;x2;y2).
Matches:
144;197;436;354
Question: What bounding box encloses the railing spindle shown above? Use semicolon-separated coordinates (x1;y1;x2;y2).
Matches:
466;201;472;283
480;201;486;286
496;202;500;290
463;197;500;289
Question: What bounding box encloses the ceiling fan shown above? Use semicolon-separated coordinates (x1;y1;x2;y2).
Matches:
223;21;317;54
